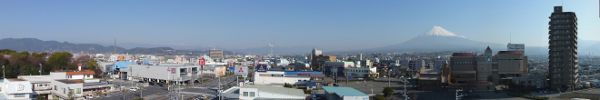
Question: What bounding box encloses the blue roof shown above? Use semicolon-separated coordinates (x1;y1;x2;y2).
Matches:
113;61;131;70
322;86;368;97
284;71;324;77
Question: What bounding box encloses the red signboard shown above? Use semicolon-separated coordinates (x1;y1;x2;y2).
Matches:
199;57;206;70
199;57;206;66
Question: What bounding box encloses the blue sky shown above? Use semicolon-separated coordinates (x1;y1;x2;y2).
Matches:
0;0;598;50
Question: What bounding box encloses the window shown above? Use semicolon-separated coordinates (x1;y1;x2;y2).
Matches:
14;94;25;97
249;92;255;97
76;88;81;94
243;92;248;97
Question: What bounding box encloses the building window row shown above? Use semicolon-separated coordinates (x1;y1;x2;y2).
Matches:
242;91;256;97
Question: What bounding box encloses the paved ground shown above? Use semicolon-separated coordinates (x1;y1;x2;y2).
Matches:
93;75;240;100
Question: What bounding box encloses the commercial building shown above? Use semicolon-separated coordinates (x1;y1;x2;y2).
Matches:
209;49;224;60
450;53;478;89
0;79;33;100
548;6;579;91
322;86;369;100
128;64;201;84
495;51;528;79
324;61;377;80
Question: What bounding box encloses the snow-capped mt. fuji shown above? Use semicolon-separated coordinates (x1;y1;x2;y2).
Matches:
376;26;502;52
426;26;462;37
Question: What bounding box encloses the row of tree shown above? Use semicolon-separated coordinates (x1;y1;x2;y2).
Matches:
0;49;98;78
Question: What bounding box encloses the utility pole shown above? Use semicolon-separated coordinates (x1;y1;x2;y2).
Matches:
139;81;143;100
2;65;5;78
218;75;222;100
388;68;391;87
2;65;6;78
400;76;409;100
39;63;43;75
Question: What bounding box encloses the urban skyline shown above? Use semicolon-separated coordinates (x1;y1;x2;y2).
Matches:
0;1;599;100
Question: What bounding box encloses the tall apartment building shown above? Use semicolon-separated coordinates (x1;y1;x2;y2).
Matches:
548;6;579;91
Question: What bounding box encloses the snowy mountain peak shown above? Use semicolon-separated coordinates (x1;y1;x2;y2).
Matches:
426;26;460;37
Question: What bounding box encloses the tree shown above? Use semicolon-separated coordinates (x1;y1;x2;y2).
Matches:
284;83;293;88
374;94;386;100
383;87;394;97
47;52;73;71
0;49;16;54
86;60;104;78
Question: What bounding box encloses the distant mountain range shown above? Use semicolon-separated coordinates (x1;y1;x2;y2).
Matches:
0;38;230;55
2;27;599;56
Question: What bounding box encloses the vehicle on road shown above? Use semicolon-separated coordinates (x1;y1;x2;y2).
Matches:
129;87;139;91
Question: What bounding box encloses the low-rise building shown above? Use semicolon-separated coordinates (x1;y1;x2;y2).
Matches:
0;78;33;100
51;79;84;100
253;71;323;85
18;75;53;99
20;70;112;100
238;85;306;100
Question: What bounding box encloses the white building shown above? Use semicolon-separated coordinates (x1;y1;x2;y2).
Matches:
0;79;33;100
18;75;53;99
51;79;84;100
253;71;323;85
238;85;306;100
128;64;201;84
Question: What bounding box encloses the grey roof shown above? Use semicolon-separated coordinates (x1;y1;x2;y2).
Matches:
242;85;306;97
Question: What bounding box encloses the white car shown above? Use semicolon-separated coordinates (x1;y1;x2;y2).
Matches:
129;87;139;91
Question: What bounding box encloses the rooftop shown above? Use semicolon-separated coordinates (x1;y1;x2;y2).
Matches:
452;53;475;57
242;85;306;97
65;70;95;75
56;79;84;84
6;78;26;81
322;86;368;97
